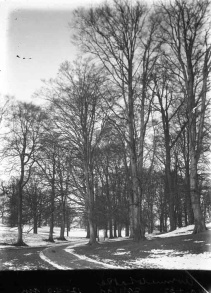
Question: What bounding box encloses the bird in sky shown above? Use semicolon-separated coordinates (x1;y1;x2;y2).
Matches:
16;55;32;60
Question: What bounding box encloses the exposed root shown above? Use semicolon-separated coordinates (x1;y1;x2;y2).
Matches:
14;241;28;247
56;237;67;241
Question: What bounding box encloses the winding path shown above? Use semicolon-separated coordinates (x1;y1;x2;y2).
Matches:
0;240;107;270
40;241;107;269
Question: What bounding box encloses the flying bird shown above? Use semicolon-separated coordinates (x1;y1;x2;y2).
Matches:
16;55;32;60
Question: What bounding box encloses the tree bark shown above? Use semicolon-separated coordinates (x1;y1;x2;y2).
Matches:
109;219;113;239
125;224;130;237
189;148;206;233
59;201;66;240
113;219;117;238
86;222;90;238
17;181;24;245
33;214;38;234
48;160;55;242
16;159;26;246
117;224;122;237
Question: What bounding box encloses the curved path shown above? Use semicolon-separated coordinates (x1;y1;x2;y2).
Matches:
40;241;107;269
0;239;109;270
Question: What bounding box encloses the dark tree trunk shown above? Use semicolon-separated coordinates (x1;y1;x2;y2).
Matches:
125;224;130;237
33;215;38;234
86;222;90;238
59;201;66;240
190;154;206;234
16;167;26;246
185;168;194;225
109;219;113;239
48;183;55;242
129;190;134;238
104;227;108;238
117;224;122;237
113;219;117;238
96;225;99;242
166;153;176;231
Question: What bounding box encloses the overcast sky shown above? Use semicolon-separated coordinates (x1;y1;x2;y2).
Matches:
0;0;103;105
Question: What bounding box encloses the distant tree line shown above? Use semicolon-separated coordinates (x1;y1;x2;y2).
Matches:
0;0;211;245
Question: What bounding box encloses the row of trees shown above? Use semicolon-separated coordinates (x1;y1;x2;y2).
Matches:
0;0;211;245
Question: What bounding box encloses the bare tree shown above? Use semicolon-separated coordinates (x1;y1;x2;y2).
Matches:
72;0;159;241
38;59;106;245
1;101;46;245
157;0;211;233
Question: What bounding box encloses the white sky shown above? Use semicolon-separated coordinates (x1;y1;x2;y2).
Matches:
0;0;103;104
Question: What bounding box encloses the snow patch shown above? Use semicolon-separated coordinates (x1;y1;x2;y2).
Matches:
113;251;131;256
130;252;211;270
0;223;87;248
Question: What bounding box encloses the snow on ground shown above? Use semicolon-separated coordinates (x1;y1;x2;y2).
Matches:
65;222;211;270
130;251;211;270
153;222;211;238
0;222;87;248
1;222;211;270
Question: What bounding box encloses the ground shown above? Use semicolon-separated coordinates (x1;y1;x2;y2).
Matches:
0;222;211;270
71;225;211;269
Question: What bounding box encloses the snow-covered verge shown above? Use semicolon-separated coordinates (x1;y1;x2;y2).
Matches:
0;223;87;248
66;222;211;270
155;223;211;238
129;251;211;270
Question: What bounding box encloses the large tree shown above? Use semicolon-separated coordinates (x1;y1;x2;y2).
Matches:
158;0;211;233
73;0;159;241
1;101;46;245
39;59;107;245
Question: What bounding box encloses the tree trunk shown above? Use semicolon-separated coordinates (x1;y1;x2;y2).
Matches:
109;219;113;239
166;144;176;231
88;216;96;244
190;152;206;233
48;183;55;242
16;167;26;246
129;195;134;238
185;165;194;225
104;228;108;240
86;222;90;238
125;224;130;237
118;224;122;237
17;181;24;245
96;226;100;242
38;213;42;228
33;214;38;234
59;201;66;240
113;219;117;238
105;227;108;238
188;80;206;233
